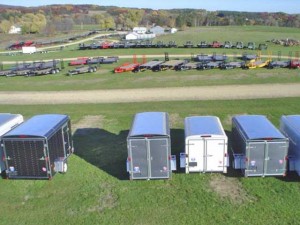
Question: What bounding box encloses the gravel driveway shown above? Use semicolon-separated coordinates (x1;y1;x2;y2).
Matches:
1;83;300;105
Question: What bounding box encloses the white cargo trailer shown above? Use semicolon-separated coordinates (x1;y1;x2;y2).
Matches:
182;116;228;173
0;113;24;173
280;115;300;175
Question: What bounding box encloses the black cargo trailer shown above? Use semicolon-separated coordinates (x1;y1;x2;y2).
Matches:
232;115;288;177
127;112;172;180
2;114;73;179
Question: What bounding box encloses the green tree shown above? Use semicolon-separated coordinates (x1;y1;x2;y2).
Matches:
0;20;12;33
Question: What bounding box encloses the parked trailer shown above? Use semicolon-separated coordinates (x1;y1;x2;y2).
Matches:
68;65;97;75
133;60;164;72
114;63;140;73
127;112;174;180
0;114;24;173
27;60;61;76
181;116;228;173
157;60;186;71
232;115;289;177
280;115;300;175
2;114;73;179
175;62;199;71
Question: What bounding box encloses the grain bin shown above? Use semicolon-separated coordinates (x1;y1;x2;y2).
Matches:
0;113;24;173
127;112;172;180
232;115;288;177
280;115;300;175
2;114;73;179
183;116;228;173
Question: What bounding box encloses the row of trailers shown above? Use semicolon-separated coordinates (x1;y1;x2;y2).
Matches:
127;112;300;180
0;113;73;179
115;54;300;73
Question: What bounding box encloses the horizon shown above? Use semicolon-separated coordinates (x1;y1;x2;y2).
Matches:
4;0;299;14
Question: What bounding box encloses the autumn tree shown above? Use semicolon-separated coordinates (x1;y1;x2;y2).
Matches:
0;20;12;33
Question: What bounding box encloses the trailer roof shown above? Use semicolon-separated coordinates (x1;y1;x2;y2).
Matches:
3;114;69;138
185;116;226;138
0;113;22;127
233;115;285;140
281;115;300;133
128;112;169;137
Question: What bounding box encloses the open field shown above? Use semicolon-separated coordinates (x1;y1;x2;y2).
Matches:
1;26;300;225
1;99;300;225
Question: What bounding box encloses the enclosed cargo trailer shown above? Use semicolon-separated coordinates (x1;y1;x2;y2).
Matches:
127;112;173;180
0;114;24;173
232;115;288;177
280;115;300;175
182;116;228;173
2;114;73;179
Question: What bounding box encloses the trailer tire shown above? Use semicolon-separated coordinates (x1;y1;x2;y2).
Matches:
51;69;56;74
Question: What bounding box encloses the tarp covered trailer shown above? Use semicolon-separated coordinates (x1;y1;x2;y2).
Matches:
127;112;174;180
0;113;24;173
2;114;73;179
232;115;288;177
182;116;228;173
280;115;300;175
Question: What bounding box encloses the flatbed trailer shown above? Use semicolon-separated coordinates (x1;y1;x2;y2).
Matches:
134;60;164;72
220;61;245;70
175;62;199;71
155;60;186;71
114;63;140;73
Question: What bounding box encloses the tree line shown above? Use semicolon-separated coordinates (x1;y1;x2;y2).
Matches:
0;4;299;34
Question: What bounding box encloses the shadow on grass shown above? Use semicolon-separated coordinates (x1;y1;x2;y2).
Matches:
73;128;129;180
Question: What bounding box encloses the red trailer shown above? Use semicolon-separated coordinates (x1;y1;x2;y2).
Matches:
114;63;140;73
69;57;88;66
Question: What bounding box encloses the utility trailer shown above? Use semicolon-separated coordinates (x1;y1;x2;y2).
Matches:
212;54;228;61
194;55;213;62
0;114;24;173
197;41;209;48
183;41;194;48
232;115;289;177
133;60;164;72
220;61;245;70
114;63;140;73
127;112;174;180
223;41;233;48
267;60;290;69
27;60;61;76
68;65;98;75
86;56;119;64
280;115;300;175
2;114;73;180
197;61;222;70
154;60;186;71
175;62;199;71
181;116;228;173
235;42;244;49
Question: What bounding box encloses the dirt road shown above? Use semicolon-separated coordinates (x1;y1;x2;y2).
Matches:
0;83;300;105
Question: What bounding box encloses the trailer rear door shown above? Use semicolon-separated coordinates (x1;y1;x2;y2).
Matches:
129;139;148;179
187;139;204;172
206;139;226;172
265;141;287;176
149;138;169;178
246;142;265;176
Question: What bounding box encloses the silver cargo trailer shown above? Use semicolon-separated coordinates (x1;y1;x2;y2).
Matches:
232;115;288;177
0;113;24;173
280;115;300;175
127;112;172;180
182;116;228;173
2;114;73;179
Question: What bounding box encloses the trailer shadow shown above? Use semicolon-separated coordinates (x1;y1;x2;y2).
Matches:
170;129;185;174
73;128;129;180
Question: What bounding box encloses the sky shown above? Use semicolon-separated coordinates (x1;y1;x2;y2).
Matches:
4;0;300;14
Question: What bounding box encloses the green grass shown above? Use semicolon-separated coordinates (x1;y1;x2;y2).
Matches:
1;98;300;224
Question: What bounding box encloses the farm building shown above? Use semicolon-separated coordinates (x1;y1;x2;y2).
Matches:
150;26;165;35
127;112;173;180
280;115;300;175
8;25;21;34
232;115;289;177
132;27;147;34
0;113;24;173
125;32;156;40
182;116;228;173
2;114;73;179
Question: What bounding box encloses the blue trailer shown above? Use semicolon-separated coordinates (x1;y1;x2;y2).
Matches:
232;115;289;177
2;114;73;179
280;115;300;175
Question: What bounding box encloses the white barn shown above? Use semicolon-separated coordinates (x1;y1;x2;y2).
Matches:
133;27;147;34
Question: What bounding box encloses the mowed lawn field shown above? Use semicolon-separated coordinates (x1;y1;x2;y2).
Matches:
0;26;300;225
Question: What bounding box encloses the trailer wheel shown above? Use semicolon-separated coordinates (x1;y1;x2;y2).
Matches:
93;67;97;72
51;69;56;74
56;69;60;73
